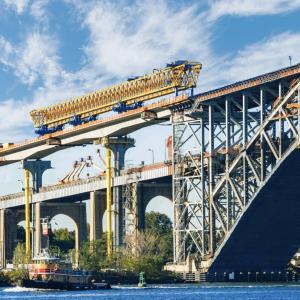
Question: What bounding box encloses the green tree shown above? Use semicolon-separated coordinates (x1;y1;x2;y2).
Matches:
79;236;107;271
13;243;26;265
78;212;174;280
51;228;75;253
145;211;172;235
145;211;173;261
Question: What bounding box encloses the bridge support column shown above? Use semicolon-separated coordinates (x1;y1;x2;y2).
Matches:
89;191;106;242
22;160;52;193
34;203;41;256
108;137;135;249
6;210;19;262
0;210;5;268
22;160;52;257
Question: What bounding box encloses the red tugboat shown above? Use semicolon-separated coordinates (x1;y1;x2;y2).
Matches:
18;217;110;290
18;249;110;290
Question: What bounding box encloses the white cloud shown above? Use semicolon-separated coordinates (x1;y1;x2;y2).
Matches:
30;0;49;23
14;32;62;87
220;32;300;84
3;0;30;14
0;32;68;136
0;99;30;138
80;1;211;78
0;29;112;138
207;0;300;21
2;0;50;24
0;36;13;66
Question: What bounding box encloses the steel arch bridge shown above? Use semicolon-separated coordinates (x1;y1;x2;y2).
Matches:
172;64;300;275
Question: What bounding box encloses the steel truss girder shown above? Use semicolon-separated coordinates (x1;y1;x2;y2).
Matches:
172;79;300;268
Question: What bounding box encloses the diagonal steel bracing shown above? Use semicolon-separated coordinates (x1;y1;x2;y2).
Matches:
172;78;300;270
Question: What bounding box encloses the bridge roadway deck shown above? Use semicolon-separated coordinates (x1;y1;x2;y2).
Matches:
0;94;188;166
193;63;300;104
0;162;172;209
1;63;300;167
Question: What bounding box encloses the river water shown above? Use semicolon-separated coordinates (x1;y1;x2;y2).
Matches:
2;284;300;299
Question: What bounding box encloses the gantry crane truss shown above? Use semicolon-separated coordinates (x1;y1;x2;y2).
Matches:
172;76;300;269
30;61;201;130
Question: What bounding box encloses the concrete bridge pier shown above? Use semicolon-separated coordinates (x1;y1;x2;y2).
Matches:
22;160;52;193
0;208;25;267
0;210;5;267
22;160;52;257
108;137;135;248
89;191;106;243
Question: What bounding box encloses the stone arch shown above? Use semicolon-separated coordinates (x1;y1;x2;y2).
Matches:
40;202;87;264
145;195;173;221
138;182;172;230
50;213;78;253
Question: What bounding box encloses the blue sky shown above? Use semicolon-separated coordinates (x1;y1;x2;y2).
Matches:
0;0;300;222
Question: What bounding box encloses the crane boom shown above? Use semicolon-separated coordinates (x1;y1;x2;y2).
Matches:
30;61;201;131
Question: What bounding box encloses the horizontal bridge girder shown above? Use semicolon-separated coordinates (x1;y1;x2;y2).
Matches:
0;164;172;209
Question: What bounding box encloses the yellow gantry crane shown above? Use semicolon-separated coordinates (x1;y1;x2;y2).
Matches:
28;60;202;257
30;61;202;132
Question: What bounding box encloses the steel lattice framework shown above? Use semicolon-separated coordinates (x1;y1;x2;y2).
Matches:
122;170;141;248
172;75;300;270
30;61;201;129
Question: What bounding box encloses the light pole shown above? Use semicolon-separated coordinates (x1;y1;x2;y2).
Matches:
18;179;24;191
148;148;154;164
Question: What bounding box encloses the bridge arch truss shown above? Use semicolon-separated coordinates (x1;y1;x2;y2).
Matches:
172;76;300;271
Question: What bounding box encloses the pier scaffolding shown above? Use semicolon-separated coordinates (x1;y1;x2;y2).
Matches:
171;74;300;277
122;171;141;252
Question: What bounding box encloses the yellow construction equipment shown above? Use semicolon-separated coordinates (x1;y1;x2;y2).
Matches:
30;61;201;132
24;169;31;259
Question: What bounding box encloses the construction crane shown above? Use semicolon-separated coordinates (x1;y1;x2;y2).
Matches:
59;153;106;183
30;61;202;135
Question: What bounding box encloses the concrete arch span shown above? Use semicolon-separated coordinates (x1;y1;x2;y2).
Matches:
123;181;172;241
50;213;77;253
0;201;87;267
39;202;87;257
145;195;173;217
